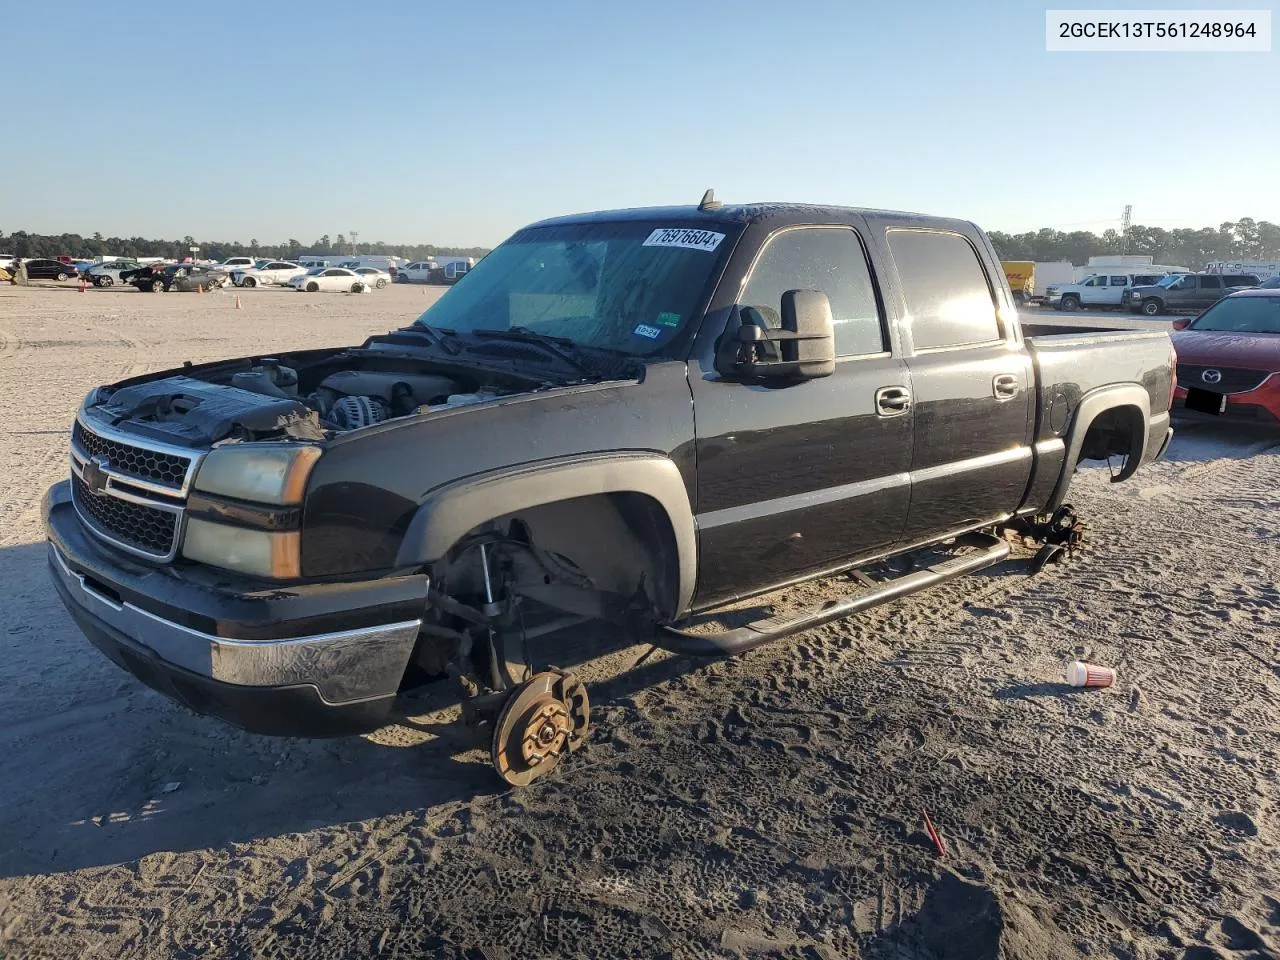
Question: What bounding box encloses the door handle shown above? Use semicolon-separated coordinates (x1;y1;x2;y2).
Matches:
993;374;1020;399
875;385;911;416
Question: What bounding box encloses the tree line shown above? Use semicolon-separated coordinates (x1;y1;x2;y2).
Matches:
988;218;1280;268
0;230;491;263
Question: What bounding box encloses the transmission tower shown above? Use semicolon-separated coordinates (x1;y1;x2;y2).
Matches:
1120;205;1132;254
350;231;359;256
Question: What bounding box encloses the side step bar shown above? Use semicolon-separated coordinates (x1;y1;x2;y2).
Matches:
655;533;1010;658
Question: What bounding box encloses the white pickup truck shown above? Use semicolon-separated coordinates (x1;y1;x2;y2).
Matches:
1048;272;1168;311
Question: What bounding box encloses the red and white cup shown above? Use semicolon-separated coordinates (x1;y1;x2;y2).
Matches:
1067;660;1115;688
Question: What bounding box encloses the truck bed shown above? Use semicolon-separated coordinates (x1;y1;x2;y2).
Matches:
1023;322;1174;443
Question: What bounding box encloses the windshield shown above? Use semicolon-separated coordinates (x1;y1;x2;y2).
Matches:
1190;296;1280;334
1157;275;1183;288
412;221;734;355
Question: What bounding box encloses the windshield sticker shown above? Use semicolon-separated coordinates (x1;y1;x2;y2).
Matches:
656;311;681;327
632;323;663;340
642;228;725;252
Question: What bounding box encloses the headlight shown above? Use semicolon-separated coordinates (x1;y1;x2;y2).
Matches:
182;444;320;578
182;518;301;578
192;444;320;505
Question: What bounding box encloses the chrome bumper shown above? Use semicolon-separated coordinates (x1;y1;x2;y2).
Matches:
50;544;421;704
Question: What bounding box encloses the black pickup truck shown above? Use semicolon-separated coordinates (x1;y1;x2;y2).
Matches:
44;197;1175;785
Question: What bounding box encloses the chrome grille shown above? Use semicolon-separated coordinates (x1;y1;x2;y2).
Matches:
69;415;203;562
72;420;192;490
71;474;181;559
1177;365;1272;395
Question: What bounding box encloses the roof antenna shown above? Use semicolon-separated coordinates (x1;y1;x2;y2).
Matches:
698;188;722;211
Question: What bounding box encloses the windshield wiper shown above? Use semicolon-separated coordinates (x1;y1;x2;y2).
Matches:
407;323;463;355
469;327;595;377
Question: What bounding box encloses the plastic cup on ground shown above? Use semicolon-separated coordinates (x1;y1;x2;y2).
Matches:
1067;660;1115;688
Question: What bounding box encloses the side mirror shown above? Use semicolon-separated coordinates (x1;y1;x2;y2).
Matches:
719;290;836;381
1170;317;1191;331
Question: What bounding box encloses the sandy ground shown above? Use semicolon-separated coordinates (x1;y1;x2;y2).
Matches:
1;280;1278;959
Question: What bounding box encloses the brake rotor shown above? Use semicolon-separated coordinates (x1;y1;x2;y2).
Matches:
490;670;589;787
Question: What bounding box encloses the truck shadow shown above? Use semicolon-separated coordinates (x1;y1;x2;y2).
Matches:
0;538;708;878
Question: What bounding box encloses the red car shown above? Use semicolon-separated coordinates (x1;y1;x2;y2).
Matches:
1171;289;1280;425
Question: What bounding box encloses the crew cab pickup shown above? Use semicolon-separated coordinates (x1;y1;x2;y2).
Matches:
44;199;1175;785
1126;272;1261;316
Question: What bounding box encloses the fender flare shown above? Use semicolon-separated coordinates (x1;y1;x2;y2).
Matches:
394;452;698;617
1047;383;1151;510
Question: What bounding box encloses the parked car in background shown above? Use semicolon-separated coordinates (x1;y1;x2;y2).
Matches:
353;267;391;288
395;260;435;283
287;267;368;293
212;257;259;276
232;261;308;287
19;258;77;281
84;260;143;287
161;265;226;292
128;264;224;292
1047;273;1166;311
428;261;472;285
0;254;16;271
127;265;173;292
1126;273;1261;316
1169;289;1280;424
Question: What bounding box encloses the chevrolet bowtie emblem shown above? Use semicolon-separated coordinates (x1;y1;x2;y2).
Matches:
82;455;110;495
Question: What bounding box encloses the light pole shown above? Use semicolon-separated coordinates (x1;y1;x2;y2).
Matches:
189;245;199;264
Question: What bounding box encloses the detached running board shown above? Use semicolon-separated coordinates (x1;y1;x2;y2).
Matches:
656;533;1010;657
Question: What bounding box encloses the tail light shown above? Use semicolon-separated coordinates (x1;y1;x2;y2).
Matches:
1168;343;1178;408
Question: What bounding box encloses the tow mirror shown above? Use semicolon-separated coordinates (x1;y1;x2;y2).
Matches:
719;290;836;381
1170;317;1191;331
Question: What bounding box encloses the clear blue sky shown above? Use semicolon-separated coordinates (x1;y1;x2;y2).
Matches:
2;0;1274;247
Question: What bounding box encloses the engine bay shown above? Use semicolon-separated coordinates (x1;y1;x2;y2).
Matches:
87;347;546;446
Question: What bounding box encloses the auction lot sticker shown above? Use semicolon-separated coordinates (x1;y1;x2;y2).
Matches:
1046;9;1271;51
643;228;726;252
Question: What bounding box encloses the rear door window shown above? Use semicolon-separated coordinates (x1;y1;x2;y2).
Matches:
886;229;1001;350
1110;276;1129;286
1200;276;1222;289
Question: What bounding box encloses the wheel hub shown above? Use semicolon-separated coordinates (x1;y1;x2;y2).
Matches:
490;669;591;787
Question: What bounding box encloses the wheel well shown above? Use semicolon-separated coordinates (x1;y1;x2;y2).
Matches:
1078;404;1145;463
431;492;681;621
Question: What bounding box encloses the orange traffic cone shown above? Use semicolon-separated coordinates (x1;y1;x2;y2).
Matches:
234;295;242;310
78;278;86;293
197;284;204;295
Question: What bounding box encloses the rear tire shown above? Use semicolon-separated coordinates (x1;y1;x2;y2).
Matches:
242;276;257;288
1141;298;1162;317
98;276;114;287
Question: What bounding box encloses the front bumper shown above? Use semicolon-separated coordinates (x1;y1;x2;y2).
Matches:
1173;380;1280;426
44;480;429;736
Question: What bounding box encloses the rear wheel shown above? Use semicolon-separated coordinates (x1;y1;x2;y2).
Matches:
242;276;257;288
1141;298;1162;317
